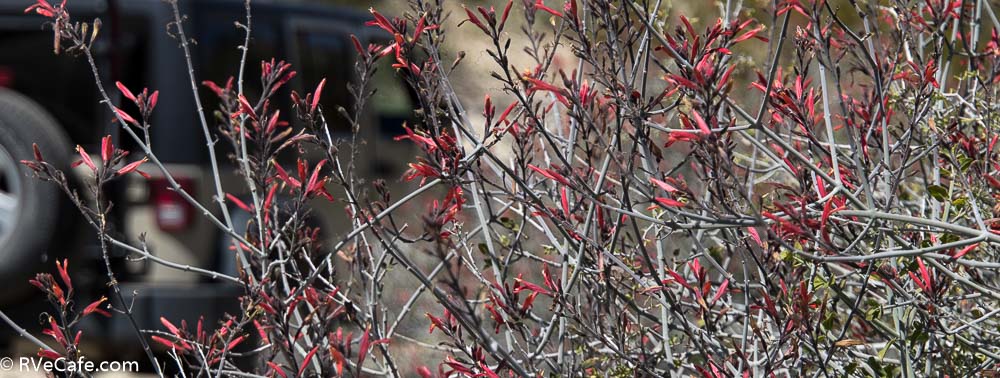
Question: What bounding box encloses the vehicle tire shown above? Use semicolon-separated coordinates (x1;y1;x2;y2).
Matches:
0;88;73;303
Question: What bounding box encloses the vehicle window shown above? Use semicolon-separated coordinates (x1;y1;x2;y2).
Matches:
0;31;100;145
370;57;414;138
110;17;150;152
196;11;282;110
294;27;354;133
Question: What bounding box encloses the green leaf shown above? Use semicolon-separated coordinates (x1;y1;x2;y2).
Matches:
866;357;883;374
952;196;968;207
845;362;858;375
499;217;516;230
865;300;883;321
499;234;511;248
959;155;975;172
878;339;894;361
812;275;829;289
927;185;949;202
821;312;837;331
940;233;960;244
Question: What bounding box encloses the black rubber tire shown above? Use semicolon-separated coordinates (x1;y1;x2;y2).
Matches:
0;88;73;303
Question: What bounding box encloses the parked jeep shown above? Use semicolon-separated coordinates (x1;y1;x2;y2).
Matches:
0;0;413;357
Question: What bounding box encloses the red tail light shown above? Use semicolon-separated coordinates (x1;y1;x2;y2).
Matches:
149;177;195;232
0;66;12;87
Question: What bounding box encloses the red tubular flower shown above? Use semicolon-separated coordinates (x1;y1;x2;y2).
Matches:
953;243;978;260
761;210;805;239
234;94;257;120
392;47;422;75
83;296;111;317
264;110;282;134
563;0;579;23
273;162;301;188
50;281;65;305
305;160;325;191
499;0;514;30
426;312;449;334
367;8;397;34
560;187;570;218
525;78;570;106
297;346;318;377
148;90;159;110
226;335;246;351
497;101;517;125
100;136;113;162
116;158;149;178
653;197;684;208
732;25;767;43
534;0;563;17
310;78;325;114
55;259;71;292
43;316;66;346
412;15;439;40
541;264;560;293
37;349;62;360
666;74;699;91
74;145;96;171
650;177;679;193
520;291;540;313
909;257;934;293
777;0;809;17
444;356;474;375
116;81;137;103
253;320;269;345
417;366;433;378
483;94;494;120
32;144;44;162
299;160;334;201
716;66;737;93
24;0;63;18
113;107;138;126
161;317;192;350
151;335;189;352
202;80;227;97
746;227;764;247
403;162;441;185
709;279;730;306
357;326;389;369
161;317;181;335
665;131;702;146
328;346;345;376
226;193;252;213
527;164;571;186
478;362;501;378
691;111;712;135
462;5;489;33
394;125;438;151
350;35;366;56
266;63;296;96
267;362;288;378
28;277;46;292
485;303;505;333
513;274;553;297
819;199;845;244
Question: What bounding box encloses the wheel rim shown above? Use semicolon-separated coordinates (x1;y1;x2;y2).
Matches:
0;143;21;248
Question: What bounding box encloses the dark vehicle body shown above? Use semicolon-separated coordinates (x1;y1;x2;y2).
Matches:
0;0;411;357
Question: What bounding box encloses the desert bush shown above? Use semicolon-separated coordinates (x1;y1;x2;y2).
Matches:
9;0;1000;376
